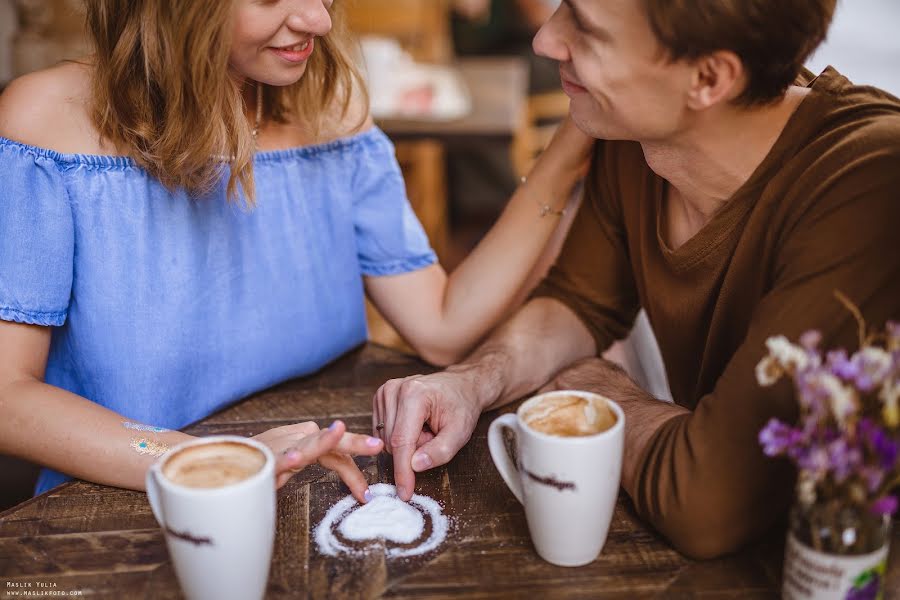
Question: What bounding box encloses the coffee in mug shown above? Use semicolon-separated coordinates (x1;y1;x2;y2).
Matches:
162;441;266;489
146;436;276;600
488;390;624;566
522;393;617;437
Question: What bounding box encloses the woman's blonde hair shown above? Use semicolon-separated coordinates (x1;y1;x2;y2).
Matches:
84;0;368;204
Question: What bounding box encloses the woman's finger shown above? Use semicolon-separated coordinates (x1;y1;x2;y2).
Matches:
275;421;344;478
335;431;383;456
276;471;292;489
319;451;371;504
253;421;320;445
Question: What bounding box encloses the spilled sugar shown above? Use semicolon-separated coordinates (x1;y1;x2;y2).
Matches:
339;495;425;543
315;483;449;558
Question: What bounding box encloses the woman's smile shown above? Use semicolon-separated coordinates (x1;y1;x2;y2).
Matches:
269;38;315;63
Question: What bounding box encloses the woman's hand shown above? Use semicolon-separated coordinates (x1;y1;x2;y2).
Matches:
252;420;383;502
541;114;594;180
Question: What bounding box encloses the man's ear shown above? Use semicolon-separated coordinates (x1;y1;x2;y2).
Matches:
685;50;746;110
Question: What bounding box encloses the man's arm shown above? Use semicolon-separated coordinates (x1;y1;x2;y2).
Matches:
538;357;689;495
373;296;596;500
376;140;641;501
546;136;900;559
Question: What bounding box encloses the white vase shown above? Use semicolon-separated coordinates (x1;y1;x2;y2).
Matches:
782;501;892;600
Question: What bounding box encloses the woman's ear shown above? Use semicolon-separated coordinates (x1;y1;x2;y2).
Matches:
685;50;746;110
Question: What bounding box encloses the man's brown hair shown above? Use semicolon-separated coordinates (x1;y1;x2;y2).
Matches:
642;0;837;105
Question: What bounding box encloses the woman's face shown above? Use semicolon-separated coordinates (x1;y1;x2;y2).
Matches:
229;0;334;87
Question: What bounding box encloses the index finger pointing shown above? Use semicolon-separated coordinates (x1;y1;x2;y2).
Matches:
390;388;430;502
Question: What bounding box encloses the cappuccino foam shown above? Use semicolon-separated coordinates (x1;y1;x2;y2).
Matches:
523;394;616;437
162;442;266;489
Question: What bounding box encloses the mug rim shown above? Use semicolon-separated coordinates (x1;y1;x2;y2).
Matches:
515;390;624;443
150;435;275;496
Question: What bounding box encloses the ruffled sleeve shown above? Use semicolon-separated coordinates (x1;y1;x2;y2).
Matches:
0;138;74;326
350;130;437;276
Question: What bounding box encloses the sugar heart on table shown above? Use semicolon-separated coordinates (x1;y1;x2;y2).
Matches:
314;483;450;558
338;495;425;543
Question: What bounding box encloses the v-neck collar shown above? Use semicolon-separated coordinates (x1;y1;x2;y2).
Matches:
652;67;842;271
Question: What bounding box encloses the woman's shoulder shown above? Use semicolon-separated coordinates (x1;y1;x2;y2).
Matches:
316;87;376;144
0;61;107;155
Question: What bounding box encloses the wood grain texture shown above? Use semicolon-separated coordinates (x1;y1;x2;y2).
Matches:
1;344;897;599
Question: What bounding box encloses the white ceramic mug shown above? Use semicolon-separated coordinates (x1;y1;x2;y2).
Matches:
146;435;276;600
488;390;624;566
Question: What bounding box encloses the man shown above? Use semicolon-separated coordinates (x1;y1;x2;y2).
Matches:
373;0;900;559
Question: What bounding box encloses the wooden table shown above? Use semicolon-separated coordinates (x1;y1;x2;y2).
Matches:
1;344;897;599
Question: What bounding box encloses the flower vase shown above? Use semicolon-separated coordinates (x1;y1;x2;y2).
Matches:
782;498;892;600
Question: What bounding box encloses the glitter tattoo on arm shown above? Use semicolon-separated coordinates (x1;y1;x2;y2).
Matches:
130;438;170;457
123;421;171;457
122;421;171;433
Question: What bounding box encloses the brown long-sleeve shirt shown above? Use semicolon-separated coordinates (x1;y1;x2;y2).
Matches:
533;68;900;557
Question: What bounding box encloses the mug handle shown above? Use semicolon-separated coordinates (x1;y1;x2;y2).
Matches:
487;413;524;504
145;468;166;528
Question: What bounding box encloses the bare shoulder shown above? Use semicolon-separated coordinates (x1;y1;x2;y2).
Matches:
318;86;375;142
0;61;105;154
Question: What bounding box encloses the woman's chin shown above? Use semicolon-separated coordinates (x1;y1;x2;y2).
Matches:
238;65;309;88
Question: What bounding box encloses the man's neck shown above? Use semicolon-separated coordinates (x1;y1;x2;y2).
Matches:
641;86;811;224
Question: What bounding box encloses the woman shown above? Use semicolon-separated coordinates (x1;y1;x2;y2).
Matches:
0;0;589;500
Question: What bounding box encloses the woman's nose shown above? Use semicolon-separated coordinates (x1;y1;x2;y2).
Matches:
285;0;333;37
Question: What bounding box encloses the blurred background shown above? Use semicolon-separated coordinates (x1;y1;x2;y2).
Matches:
0;0;898;511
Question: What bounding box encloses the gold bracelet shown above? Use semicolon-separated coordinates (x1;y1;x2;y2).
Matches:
520;176;567;218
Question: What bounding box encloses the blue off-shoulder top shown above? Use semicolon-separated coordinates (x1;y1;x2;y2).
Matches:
0;127;436;495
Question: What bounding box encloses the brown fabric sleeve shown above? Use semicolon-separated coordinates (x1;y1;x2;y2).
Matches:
531;143;640;355
630;138;900;559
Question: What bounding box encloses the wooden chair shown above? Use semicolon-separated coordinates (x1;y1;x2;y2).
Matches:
345;0;453;63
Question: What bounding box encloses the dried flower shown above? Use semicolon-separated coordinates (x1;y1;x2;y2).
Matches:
756;355;783;386
880;379;899;428
757;317;900;518
759;419;800;456
870;495;898;516
796;470;817;507
765;335;811;374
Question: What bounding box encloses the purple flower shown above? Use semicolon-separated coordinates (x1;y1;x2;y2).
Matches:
758;419;801;457
827;349;861;381
798;445;830;477
860;466;885;493
800;330;822;351
800;370;858;424
870;495;898;516
827;438;862;483
758;324;900;516
855;374;875;393
851;348;893;391
859;418;899;471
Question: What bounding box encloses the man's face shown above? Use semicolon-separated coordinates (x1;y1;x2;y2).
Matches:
534;0;695;142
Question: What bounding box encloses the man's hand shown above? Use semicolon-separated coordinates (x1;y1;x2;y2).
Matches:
373;369;484;501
